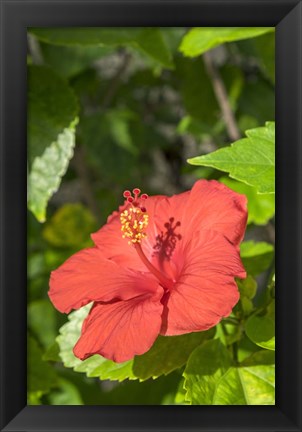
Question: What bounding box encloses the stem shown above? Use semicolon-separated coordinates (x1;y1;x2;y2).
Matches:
203;51;241;142
222;317;239;326
232;342;239;364
134;243;174;290
101;51;131;110
28;34;43;65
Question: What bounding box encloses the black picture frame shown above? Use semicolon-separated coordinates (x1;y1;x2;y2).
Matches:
0;0;301;431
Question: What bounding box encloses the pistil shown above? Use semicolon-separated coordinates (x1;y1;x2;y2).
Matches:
134;243;174;290
120;188;174;291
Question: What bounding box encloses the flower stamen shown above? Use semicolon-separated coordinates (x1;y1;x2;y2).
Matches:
120;188;149;244
120;188;174;290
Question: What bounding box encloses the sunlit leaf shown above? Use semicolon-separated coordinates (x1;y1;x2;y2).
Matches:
28;119;78;222
183;339;232;404
245;301;275;351
220;177;275;225
188;122;275;194
240;241;274;276
184;340;275;404
179;27;274;57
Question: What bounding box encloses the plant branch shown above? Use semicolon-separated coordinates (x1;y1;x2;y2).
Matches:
27;34;44;65
203;51;241;142
101;51;131;111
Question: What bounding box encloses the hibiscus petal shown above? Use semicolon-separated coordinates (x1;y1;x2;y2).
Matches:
49;247;160;314
182;180;247;246
73;286;164;363
161;229;245;336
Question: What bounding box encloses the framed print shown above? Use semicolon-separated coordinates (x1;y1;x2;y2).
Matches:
0;0;301;431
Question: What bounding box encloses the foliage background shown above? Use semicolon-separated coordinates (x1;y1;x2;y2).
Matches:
27;27;275;405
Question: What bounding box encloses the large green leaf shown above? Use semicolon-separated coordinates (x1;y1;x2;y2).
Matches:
30;28;173;69
28;119;78;222
27;65;79;222
245;301;275;351
28;122;77;223
188;122;275;194
57;304;214;382
184;340;275;405
240;241;274;276
220;177;275;225
179;27;274;57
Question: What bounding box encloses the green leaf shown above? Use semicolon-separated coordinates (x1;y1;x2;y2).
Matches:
43;203;97;248
28;65;78;162
188;122;275;194
179;27;274;57
220;177;275;225
132;328;215;380
175;56;218;125
240;241;274;276
30;28;173;69
183;339;232;404
28;118;78;222
214;352;275;405
57;304;214;382
41;43;113;78
27;335;58;394
28;300;57;349
27;65;79;222
184;340;275;405
245;301;275;351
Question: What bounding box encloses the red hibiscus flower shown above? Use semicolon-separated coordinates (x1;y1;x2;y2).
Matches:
49;180;247;363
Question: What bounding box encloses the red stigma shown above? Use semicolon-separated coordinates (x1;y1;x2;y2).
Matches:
123;187;148;211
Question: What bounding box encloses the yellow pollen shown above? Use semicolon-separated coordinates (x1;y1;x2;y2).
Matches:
120;206;149;244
